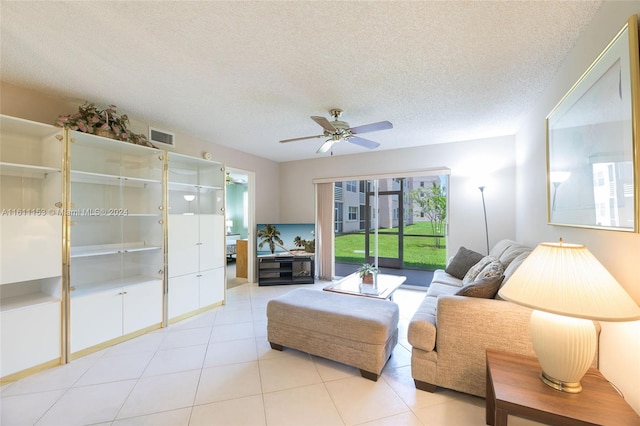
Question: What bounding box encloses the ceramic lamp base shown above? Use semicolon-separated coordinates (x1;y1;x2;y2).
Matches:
529;310;597;394
540;371;582;393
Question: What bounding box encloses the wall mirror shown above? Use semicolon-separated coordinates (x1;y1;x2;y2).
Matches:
547;15;639;232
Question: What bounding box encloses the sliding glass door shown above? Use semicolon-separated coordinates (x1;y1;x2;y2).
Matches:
330;172;449;284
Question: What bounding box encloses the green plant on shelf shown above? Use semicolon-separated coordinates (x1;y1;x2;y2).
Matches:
55;102;155;147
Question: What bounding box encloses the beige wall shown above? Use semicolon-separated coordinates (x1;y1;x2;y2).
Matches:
515;3;640;413
279;135;517;259
0;82;281;224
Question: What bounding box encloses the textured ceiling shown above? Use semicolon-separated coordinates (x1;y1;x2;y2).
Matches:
1;1;602;162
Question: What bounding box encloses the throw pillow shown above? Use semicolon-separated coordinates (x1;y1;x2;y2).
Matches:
444;246;484;279
456;275;504;298
462;255;495;285
475;259;504;280
495;252;530;300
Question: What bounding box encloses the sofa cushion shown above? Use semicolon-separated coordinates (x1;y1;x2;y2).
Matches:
498;245;532;269
462;256;496;285
489;239;518;259
495;251;531;300
426;270;463;297
426;282;462;297
444;246;484;279
431;269;463;287
455;275;504;299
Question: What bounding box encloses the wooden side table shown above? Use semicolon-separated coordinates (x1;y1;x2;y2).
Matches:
486;349;640;426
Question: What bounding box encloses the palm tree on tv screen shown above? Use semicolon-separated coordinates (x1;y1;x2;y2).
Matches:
257;224;284;254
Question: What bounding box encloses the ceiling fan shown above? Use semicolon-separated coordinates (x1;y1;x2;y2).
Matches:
279;109;393;154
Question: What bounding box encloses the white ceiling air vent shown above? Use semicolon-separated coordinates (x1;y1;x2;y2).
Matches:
149;127;175;148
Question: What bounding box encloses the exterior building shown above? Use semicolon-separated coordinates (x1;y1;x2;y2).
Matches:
334;176;442;235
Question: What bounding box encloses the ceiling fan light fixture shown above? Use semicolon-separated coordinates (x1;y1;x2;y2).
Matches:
280;108;392;154
317;139;336;153
331;120;350;130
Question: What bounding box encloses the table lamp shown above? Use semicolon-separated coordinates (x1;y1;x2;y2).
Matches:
498;239;640;393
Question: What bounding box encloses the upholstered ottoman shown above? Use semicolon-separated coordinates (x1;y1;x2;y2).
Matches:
266;288;399;381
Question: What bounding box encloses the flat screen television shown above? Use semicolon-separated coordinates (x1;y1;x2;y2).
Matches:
256;223;315;256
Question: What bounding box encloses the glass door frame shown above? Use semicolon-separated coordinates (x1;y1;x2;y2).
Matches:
365;187;404;268
313;167;451;280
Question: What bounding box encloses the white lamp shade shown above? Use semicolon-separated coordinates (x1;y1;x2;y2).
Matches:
499;241;640;321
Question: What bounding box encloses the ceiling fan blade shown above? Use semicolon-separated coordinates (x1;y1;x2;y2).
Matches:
311;116;337;132
349;121;393;134
317;139;337;153
348;136;380;150
279;134;323;143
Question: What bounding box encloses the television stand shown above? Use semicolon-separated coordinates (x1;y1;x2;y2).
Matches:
258;255;314;286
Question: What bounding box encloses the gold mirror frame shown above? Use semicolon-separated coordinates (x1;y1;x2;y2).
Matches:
546;15;639;232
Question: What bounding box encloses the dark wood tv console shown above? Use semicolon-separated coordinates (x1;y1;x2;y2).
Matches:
258;255;314;286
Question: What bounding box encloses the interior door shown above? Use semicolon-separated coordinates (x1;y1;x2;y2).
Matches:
365;189;403;268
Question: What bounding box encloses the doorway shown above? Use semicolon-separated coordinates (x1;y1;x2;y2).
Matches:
225;168;255;289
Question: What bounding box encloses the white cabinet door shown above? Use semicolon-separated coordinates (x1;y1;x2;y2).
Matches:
0;302;61;377
168;274;199;319
199;267;224;308
123;280;163;334
0;216;61;284
168;215;199;277
71;290;122;353
199;214;224;271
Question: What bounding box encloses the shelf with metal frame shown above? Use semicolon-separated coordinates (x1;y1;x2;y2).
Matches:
0;115;64;381
66;129;165;356
0;114;229;380
166;152;226;322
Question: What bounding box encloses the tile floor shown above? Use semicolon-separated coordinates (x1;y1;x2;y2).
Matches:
1;281;543;426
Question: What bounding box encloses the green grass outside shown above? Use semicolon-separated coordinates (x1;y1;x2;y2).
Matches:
335;222;446;270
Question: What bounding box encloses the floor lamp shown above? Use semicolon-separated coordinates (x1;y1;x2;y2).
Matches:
479;186;489;255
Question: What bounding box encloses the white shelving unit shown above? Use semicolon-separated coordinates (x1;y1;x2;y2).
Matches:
0;115;63;379
167;153;225;321
68;131;164;355
0;114;229;379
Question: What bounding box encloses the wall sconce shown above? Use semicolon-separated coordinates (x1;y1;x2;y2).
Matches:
226;220;233;234
550;171;571;212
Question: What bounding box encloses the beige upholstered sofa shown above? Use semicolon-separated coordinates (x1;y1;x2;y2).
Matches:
408;239;537;397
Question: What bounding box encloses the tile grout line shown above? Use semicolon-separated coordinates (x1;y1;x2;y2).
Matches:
110;325;170;424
